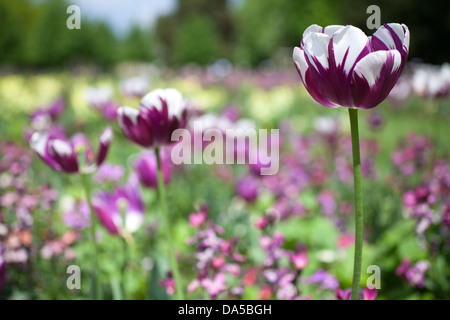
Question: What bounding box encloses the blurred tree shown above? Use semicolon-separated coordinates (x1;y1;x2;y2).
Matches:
0;0;33;64
155;0;233;65
25;0;119;67
119;25;155;62
233;0;339;66
173;15;222;65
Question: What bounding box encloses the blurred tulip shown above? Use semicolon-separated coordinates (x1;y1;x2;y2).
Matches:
118;88;187;148
30;127;112;174
92;173;145;235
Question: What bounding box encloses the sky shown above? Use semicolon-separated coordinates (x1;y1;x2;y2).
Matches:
70;0;177;36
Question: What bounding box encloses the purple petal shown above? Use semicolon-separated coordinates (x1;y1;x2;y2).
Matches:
118;106;153;147
96;127;113;166
48;138;79;173
351;50;402;109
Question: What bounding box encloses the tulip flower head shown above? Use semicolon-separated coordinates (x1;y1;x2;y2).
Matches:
293;23;409;109
92;173;145;236
30;127;113;174
118;88;187;148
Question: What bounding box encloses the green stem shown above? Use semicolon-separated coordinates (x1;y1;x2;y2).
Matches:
81;173;102;300
348;108;364;300
155;147;184;300
120;203;128;300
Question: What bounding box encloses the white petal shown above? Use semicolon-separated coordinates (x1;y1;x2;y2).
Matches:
402;24;410;51
118;106;139;127
293;47;309;82
141;88;185;119
372;23;409;51
52;139;73;157
302;24;323;42
323;25;345;37
100;127;113;144
126;212;144;233
332;25;369;74
303;32;331;71
30;132;48;156
353;50;401;88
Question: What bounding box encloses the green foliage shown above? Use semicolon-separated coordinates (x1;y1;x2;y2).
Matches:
173;15;222;66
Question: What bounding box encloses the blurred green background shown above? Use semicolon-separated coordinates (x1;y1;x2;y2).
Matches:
0;0;449;69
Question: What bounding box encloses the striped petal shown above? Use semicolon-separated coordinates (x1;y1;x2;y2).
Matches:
30;133;63;172
140;88;185;120
96;127;113;166
48;138;79;173
293;47;337;108
371;23;409;68
118;106;153;147
351;50;402;109
332;25;371;75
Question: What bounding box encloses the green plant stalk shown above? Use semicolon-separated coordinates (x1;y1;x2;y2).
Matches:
81;173;102;300
155;147;184;300
348;108;364;300
120;204;129;300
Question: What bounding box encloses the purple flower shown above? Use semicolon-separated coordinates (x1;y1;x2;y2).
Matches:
318;190;336;216
30;127;112;174
293;23;409;109
31;98;65;122
362;287;378;300
366;111;384;131
159;272;175;296
92;173;145;235
93;163;125;184
236;175;259;203
189;203;209;228
134;148;172;189
306;269;339;290
63;200;91;230
289;249;309;271
118;88;187;148
201;273;227;298
396;258;430;288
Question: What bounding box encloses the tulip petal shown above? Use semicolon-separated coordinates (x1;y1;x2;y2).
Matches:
323;25;345;37
118;106;153;147
31;133;62;171
48;138;79;173
332;25;370;75
293;47;337;108
351;50;402;109
300;24;323;48
303;32;331;72
141;88;185;119
293;47;308;82
96;127;113;166
371;23;409;69
92;196;120;235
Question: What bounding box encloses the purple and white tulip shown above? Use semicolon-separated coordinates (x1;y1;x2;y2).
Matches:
92;173;145;236
118;88;187;148
293;23;409;109
30;127;113;174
